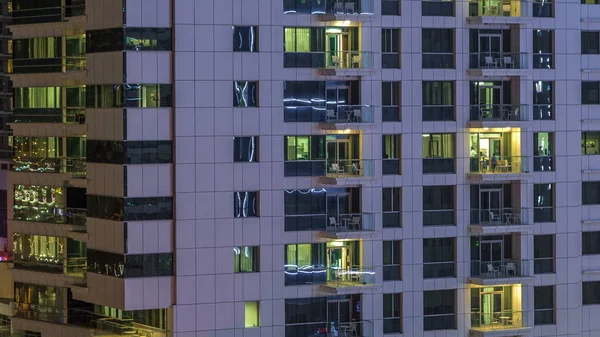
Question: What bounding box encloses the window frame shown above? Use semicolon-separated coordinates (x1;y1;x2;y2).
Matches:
383;293;403;333
234;246;260;273
534;235;555;274
423;238;456;278
233;136;259;163
233;26;258;52
233;81;259;107
234;191;259;218
383;240;402;281
382;187;402;227
534;286;555;325
423;289;456;331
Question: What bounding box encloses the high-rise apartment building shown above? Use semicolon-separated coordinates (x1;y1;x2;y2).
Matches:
5;0;600;337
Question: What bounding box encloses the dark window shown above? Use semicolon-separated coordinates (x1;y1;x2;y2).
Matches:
284;297;327;337
234;136;259;162
533;0;553;17
234;192;259;217
534;184;554;222
583;132;600;154
86;84;172;108
422;81;454;121
423;238;455;278
582;82;600;105
86;28;172;53
382;135;401;175
583;0;600;4
382;82;401;121
534;235;554;274
583;232;600;255
283;81;326;122
234;246;259;272
87;250;173;278
383;188;401;228
284;243;326;285
534;286;555;325
423;186;455;226
533;132;554;171
422;29;454;68
283;188;329;231
383;293;402;333
233;26;258;52
423;290;455;330
582;31;600;54
583;281;600;305
533;81;553;120
87;195;173;221
382;29;400;69
86;140;172;164
383;240;402;281
533;30;553;69
583;182;600;205
422;0;454;16
382;0;401;15
233;81;258;107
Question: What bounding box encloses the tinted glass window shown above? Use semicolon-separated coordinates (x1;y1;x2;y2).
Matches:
582;82;600;105
423;238;455;278
583;231;600;255
233;26;258;52
583;281;600;305
233;81;258;107
234;191;259;217
534;235;554;274
87;249;173;278
234;136;259;162
86;140;172;164
87;28;172;53
86;84;172;108
534;286;555;325
424;290;455;330
87;195;173;221
582;31;600;54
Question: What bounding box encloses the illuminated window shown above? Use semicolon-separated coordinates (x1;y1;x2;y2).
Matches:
245;302;260;328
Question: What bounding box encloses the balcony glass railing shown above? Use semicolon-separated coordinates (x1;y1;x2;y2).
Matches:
284;265;375;286
468;0;528;17
10;57;86;74
12;1;85;25
469;104;529;122
469;52;528;69
284;51;373;69
284;0;374;14
471;311;525;331
325;213;374;232
285;320;374;337
324;105;374;123
12;157;87;177
469;156;529;174
12;303;63;324
13;206;86;226
11;108;86;124
325;159;374;177
470;259;530;278
470;208;529;226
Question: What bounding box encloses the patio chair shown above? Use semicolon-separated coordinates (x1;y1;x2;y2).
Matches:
506;262;517;276
352;54;361;68
487;263;500;277
507;107;519;121
489;211;502;224
503;56;515;68
334;2;344;13
326;109;337;122
353;109;362;122
345;2;356;14
349;216;361;230
331;163;344;174
484;56;497;68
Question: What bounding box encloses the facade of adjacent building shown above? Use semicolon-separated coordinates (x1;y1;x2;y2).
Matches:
5;0;600;337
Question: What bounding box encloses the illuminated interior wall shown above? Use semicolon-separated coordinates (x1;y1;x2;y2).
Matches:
245;301;260;328
12;233;66;264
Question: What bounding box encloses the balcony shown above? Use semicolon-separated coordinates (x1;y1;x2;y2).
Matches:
320;105;374;130
10;57;86;74
284;51;374;75
471;311;530;336
321;159;375;184
468;104;530;127
284;0;374;20
13;206;86;227
11;1;85;26
469;208;531;234
12;303;63;324
467;0;529;24
468;156;529;178
467;52;529;77
287;320;373;337
11;108;85;124
469;259;533;285
319;213;375;239
12;157;86;178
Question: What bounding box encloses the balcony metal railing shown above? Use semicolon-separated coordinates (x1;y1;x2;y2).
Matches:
11;108;86;124
13;256;86;274
468;0;528;17
471;311;525;331
326;266;375;286
13;206;86;226
469;104;529;122
285;320;374;337
469;52;528;69
12;2;85;25
9;57;86;74
470;208;529;226
324;105;374;123
284;0;374;14
470;259;530;278
284;51;373;69
325;213;374;232
469;156;529;174
325;159;374;177
12;156;87;177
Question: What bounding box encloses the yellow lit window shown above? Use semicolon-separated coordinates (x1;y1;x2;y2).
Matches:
245;301;259;328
